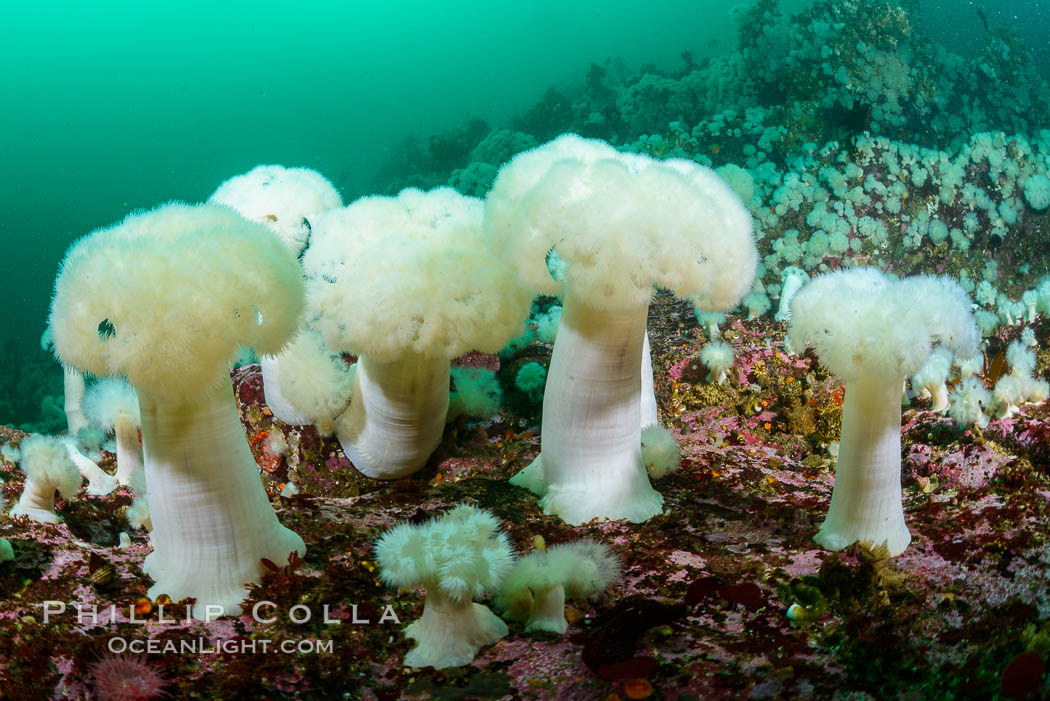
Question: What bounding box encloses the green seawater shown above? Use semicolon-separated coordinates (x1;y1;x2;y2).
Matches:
0;1;768;351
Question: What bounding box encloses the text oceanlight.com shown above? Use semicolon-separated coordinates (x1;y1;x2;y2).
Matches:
107;636;334;655
39;601;401;656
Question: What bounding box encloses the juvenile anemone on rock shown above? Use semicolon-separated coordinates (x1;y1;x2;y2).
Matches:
90;653;166;701
494;538;621;634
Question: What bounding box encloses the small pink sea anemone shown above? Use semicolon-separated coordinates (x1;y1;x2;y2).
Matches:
90;653;166;701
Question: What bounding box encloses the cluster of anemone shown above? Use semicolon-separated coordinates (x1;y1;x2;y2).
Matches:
610;3;1050;336
992;340;1050;419
374;506;624;668
5;2;1045;681
26;142;704;633
220;181;532;479
939;332;1048;429
363;0;1049;343
31;329;145;497
18;122;1044;681
722;131;1050;335
6;428;115;503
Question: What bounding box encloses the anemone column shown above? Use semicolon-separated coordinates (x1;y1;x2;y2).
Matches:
139;383;305;619
404;588;508;669
63;366;88;436
335;353;450;479
512;295;663;524
815;373;911;556
640;332;659;428
112;415;143;486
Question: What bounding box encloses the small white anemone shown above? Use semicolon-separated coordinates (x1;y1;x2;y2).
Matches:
494;538;620;634
449;367;504;420
1;443;20;464
126;495;152;532
701;341;735;385
775;266;809;322
374;505;514;669
694;310;727;339
535;306;562;344
911;346;953;412
513;362;547;403
641;425;681;479
10;435;82;524
949;377;992;428
83;378;143;486
742;291;772;320
269;329;354;432
263;431;289;459
956;352;984;378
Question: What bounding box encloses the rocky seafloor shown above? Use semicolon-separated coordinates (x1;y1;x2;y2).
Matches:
1;296;1048;700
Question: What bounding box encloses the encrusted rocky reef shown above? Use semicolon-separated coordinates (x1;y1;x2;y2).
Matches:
1;295;1048;700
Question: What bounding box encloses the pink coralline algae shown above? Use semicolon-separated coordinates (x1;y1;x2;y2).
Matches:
903;439;1010;490
325;454;352;472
